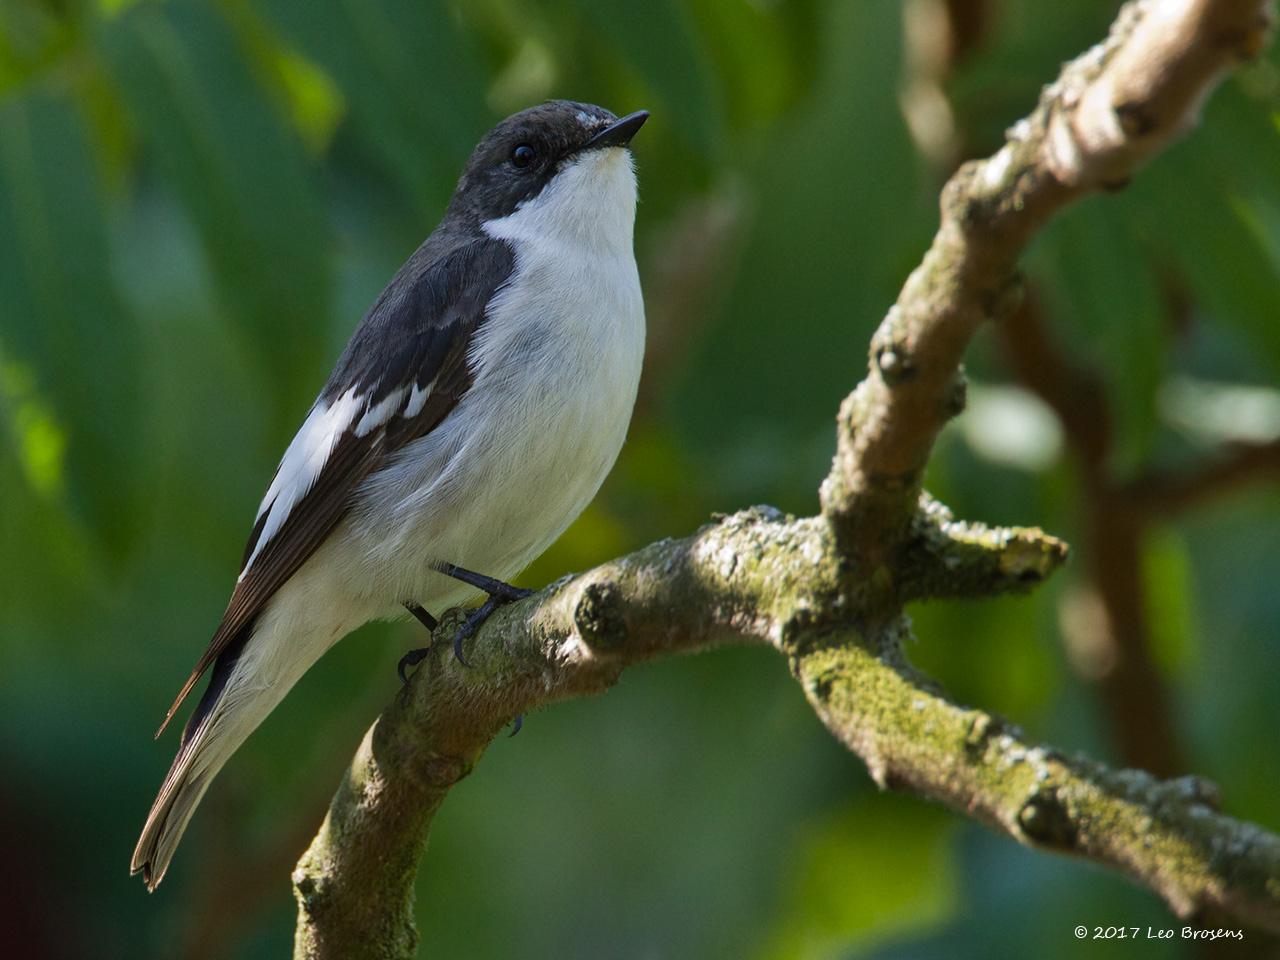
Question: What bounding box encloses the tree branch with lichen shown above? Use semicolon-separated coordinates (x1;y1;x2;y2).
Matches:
292;2;1280;956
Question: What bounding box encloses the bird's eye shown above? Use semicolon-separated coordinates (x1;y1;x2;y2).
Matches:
511;144;537;168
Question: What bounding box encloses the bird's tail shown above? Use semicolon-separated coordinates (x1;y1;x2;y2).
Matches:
131;643;279;891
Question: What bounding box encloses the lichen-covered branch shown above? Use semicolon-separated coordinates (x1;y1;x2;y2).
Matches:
294;2;1279;957
791;625;1280;932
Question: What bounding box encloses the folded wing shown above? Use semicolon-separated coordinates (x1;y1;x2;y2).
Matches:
156;236;515;735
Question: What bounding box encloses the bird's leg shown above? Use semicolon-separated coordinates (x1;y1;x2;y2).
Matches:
397;602;439;683
405;601;438;632
435;562;535;603
434;562;534;667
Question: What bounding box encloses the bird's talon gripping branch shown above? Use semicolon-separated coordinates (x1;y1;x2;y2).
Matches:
434;561;536;666
396;602;439;683
397;648;431;685
451;597;494;666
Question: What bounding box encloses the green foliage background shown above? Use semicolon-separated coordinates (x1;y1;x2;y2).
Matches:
1;1;1278;957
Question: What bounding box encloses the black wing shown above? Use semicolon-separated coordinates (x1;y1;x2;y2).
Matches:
157;236;515;736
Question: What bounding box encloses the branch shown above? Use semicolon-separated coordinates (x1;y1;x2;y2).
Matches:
293;509;1280;958
820;0;1271;556
794;622;1280;934
290;510;840;960
293;2;1279;956
1123;439;1280;515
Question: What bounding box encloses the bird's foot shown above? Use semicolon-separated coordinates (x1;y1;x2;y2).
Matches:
398;602;439;683
397;647;430;684
434;562;534;666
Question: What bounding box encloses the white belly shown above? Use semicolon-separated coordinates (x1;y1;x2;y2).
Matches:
335;232;645;619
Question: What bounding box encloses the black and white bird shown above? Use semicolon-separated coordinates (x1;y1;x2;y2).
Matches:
132;101;648;890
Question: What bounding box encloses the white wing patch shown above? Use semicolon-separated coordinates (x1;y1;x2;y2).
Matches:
240;387;363;578
239;378;444;579
355;387;407;437
404;381;434;418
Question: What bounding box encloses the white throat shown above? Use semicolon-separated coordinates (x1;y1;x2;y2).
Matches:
481;147;638;254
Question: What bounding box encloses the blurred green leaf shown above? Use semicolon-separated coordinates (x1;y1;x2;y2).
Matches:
951;1;1115;152
1126;83;1280;377
0;91;141;557
1031;198;1166;475
0;2;1278;957
1181;493;1280;831
910;588;1062;726
0;0;79;95
681;0;818;137
95;0;332;412
1143;526;1197;680
259;0;490;218
564;0;722;157
0;351;65;499
0;389;94;625
211;0;349;157
271;45;346;153
671;0;929;503
760;795;957;960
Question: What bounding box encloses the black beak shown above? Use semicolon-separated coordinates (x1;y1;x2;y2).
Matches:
582;110;649;151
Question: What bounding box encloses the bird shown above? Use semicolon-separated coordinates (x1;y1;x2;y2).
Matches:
131;100;649;890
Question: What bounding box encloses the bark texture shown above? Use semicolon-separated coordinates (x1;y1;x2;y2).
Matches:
294;3;1280;956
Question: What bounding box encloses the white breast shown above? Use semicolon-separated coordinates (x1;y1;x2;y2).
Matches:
342;145;646;615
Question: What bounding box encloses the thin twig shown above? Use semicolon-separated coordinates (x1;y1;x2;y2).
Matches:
1124;439;1280;515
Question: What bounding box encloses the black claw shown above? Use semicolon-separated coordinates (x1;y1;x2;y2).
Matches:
451;630;472;668
509;714;524;737
397;648;430;684
397;603;439;681
451;595;500;667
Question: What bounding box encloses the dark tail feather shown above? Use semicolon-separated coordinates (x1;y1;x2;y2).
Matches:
131;652;238;890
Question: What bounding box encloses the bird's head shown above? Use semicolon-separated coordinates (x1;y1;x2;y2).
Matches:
449;100;648;249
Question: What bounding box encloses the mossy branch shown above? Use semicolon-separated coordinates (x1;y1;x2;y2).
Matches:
793;625;1280;933
294;2;1280;957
